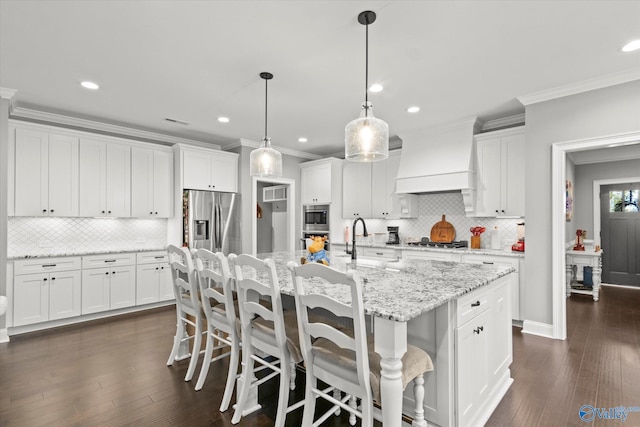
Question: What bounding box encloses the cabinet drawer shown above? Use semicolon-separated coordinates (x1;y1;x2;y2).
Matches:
456;287;490;327
14;257;82;275
361;247;399;260
463;254;519;272
403;250;452;262
137;251;169;265
82;253;136;269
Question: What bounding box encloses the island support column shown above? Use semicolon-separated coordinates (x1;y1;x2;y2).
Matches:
374;317;408;427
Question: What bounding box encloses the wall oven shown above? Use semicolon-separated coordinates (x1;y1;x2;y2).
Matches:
303;205;329;232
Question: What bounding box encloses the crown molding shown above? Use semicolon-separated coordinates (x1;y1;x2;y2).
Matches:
234;138;322;160
0;87;17;100
518;68;640;106
480;113;525;132
9;106;220;148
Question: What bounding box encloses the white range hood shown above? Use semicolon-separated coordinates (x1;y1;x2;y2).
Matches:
395;117;481;213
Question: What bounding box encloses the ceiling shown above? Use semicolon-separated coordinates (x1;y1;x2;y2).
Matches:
1;1;640;157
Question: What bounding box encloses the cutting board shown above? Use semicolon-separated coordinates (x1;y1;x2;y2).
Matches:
430;215;456;243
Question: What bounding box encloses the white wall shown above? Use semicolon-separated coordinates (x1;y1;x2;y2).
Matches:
574;159;640;237
525;80;640;325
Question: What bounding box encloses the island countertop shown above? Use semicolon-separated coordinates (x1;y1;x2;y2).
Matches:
257;250;515;322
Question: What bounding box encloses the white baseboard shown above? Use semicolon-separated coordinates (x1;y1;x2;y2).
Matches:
601;283;640;291
521;320;554;339
0;328;9;343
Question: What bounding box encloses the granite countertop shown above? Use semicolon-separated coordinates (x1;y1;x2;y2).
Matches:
257;250;515;323
331;241;524;258
8;247;167;260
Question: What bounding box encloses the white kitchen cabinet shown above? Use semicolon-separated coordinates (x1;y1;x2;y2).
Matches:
455;276;511;427
136;251;173;305
342;162;372;218
371;151;402;218
81;253;136;314
361;247;400;260
474;127;525;217
182;148;238;193
13;257;82;327
263;185;287;202
131;147;174;218
13;127;79;217
79;138;131;217
462;253;521;321
300;159;339;204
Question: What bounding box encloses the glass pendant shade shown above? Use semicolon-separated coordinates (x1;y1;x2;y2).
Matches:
250;137;282;177
345;102;389;161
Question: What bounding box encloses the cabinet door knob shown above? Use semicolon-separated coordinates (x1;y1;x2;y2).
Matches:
471;301;481;307
43;209;47;213
150;211;153;214
495;209;499;213
155;212;158;215
43;277;48;281
105;272;109;275
102;210;106;214
51;277;56;281
108;210;112;214
50;209;54;213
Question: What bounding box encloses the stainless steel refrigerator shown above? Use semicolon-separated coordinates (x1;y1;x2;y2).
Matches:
183;190;241;254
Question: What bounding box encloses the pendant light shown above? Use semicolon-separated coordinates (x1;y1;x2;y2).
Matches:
250;72;283;177
345;10;389;162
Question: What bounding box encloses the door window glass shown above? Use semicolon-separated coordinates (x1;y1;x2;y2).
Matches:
609;189;639;212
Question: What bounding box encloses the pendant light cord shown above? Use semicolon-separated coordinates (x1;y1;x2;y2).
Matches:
364;17;369;117
264;77;268;140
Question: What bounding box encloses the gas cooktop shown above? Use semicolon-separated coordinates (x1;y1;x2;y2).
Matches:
407;239;468;249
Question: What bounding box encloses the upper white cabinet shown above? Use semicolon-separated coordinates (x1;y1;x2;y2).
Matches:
300;159;340;204
343;151;417;219
131;147;174;218
79;138;131;217
474;127;525;217
182;148;238;193
263;185;287;202
13;127;79;217
343;161;372;218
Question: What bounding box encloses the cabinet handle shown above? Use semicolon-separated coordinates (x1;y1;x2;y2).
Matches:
154;256;164;259
43;209;47;213
501;210;505;213
473;326;484;334
43;277;48;281
160;266;164;269
376;252;383;256
471;301;481;307
150;211;153;214
495;209;499;213
104;260;116;263
42;264;57;268
483;261;494;265
51;277;55;281
108;210;112;214
50;209;54;213
156;267;159;270
102;210;106;214
155;212;158;215
105;272;109;275
112;271;116;274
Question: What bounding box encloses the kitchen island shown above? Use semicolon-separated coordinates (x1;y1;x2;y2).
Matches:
258;250;515;427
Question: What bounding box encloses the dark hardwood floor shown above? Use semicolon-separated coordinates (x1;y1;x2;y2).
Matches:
1;284;639;427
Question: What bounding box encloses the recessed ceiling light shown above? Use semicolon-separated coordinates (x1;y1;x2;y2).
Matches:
218;116;230;123
407;106;420;113
369;84;383;93
81;81;99;90
298;137;308;143
622;39;640;52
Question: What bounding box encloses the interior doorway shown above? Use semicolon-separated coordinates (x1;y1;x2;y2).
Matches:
251;177;296;256
599;182;640;286
551;131;640;340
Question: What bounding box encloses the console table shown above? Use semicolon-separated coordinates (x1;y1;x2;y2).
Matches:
566;249;603;301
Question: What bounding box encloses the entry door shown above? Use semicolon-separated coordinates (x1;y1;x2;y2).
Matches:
600;184;640;286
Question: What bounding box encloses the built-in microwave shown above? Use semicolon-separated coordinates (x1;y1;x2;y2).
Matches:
303;205;329;231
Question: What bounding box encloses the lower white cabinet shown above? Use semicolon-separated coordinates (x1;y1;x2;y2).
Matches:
462;253;521;321
402;249;462;262
82;265;136;314
13;257;82;327
136;251;173;305
455;276;512;427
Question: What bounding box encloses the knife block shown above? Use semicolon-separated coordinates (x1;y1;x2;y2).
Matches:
471;235;481;249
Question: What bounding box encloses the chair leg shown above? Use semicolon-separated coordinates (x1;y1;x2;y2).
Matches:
274;356;291;427
333;389;342;416
220;333;240;412
184;318;203;381
166;315;185;366
194;328;214;391
349;396;357;426
301;371;317;427
232;344;254;424
289;361;297;390
412;374;428;427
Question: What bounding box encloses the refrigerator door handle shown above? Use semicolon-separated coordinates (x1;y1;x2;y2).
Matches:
216;203;222;251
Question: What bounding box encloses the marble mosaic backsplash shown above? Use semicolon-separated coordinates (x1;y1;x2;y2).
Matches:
339;192;522;249
8;217;167;258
